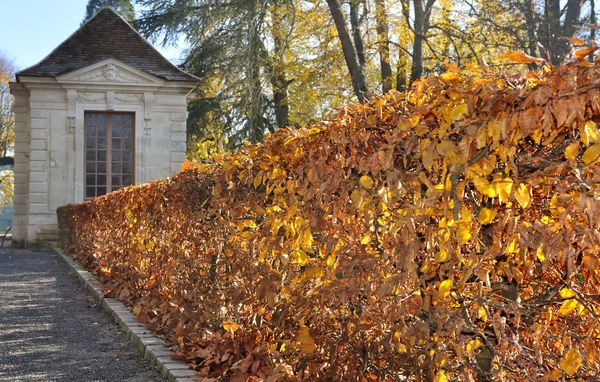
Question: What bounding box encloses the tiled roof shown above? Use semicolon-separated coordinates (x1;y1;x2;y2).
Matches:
17;8;198;82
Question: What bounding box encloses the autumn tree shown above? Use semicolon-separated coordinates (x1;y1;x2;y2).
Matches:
82;0;135;24
0;54;15;209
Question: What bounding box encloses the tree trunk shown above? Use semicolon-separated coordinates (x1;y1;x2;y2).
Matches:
247;0;265;143
349;0;366;68
410;0;426;82
375;0;393;93
270;0;290;128
591;0;596;48
326;0;369;102
541;0;562;65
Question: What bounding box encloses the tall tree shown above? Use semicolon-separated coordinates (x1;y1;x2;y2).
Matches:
82;0;135;24
374;0;393;93
326;0;369;102
0;54;14;157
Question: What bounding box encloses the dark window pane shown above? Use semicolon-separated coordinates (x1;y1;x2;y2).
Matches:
122;139;132;150
112;127;121;137
86;151;96;161
123;151;131;162
122;114;132;127
112;115;121;125
123;174;132;186
97;187;106;196
113;151;121;161
85;114;96;125
86;187;96;198
86;138;96;149
97;138;107;149
122;162;131;174
86;175;95;186
112;175;121;186
112;162;120;173
122;127;132;138
97;174;106;186
97;162;106;173
97;125;106;137
86;162;95;174
112;138;121;149
85;126;95;136
98;150;106;161
98;114;107;126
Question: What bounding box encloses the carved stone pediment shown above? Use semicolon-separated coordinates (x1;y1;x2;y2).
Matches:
57;59;163;86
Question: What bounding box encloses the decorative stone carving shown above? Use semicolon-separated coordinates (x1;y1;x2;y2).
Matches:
77;92;105;103
143;92;154;135
67;117;75;133
76;63;144;83
115;94;143;103
107;91;115;110
66;90;77;134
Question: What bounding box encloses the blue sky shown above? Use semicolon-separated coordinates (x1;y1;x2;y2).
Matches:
0;0;183;72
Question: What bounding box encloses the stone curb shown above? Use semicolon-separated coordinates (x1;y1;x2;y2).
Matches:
53;248;197;382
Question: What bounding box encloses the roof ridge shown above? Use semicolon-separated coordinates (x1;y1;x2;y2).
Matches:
16;7;112;79
16;8;198;82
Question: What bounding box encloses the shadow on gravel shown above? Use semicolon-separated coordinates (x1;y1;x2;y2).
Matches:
0;249;166;382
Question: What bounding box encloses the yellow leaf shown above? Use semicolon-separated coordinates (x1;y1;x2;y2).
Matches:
297;326;317;356
253;174;262;188
360;235;370;245
499;51;544;64
450;104;469;121
435;248;450;263
223;320;241;333
440;71;460;83
133;304;142;316
515;183;531;209
560;348;582;376
582;143;600;164
493;178;514;203
473;176;497;198
360;175;375;190
565;142;579;159
537;243;545;262
478;306;488;323
436;141;458;157
299;229;313;252
438;279;453;299
558;299;578;316
580;120;600;145
434;370;448;382
544;369;563;381
456;222;472;244
478;207;497;225
351;189;364;208
466;339;482;353
294;249;309;266
559;288;577;299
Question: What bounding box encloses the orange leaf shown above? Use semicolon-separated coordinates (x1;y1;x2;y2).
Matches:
499;51;544;64
575;47;599;60
560;37;585;46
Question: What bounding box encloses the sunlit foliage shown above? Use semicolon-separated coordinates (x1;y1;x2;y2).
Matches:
60;54;600;380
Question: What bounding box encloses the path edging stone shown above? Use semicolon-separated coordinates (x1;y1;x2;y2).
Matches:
53;248;197;382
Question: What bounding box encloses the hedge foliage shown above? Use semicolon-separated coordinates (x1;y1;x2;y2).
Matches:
59;59;600;381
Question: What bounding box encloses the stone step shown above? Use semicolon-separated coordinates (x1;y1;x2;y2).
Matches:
40;227;60;234
36;232;60;241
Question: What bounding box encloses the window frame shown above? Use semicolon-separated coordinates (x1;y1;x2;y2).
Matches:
84;111;136;199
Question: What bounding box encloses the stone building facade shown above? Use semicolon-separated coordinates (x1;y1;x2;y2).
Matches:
9;8;198;246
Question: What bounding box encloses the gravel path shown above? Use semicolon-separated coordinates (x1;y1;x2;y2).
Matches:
0;248;166;382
